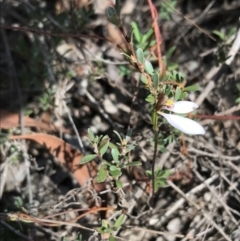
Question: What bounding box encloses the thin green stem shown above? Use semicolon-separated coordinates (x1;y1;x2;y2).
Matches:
151;130;158;206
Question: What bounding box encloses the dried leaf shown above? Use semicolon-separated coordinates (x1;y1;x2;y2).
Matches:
0;109;69;133
9;133;104;192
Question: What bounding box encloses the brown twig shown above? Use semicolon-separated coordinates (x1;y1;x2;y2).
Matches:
0;207;115;230
0;25;115;45
192;114;240;120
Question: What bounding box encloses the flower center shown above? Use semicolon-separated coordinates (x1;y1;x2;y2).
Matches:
164;99;174;108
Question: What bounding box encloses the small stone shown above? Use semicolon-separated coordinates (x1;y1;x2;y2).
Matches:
185;60;198;72
204;192;212;202
167;218;181;233
103;98;117;114
149;217;159;226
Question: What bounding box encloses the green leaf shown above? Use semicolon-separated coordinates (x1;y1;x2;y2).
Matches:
103;228;111;233
159;145;167;153
115;0;121;16
155;180;166;190
109;165;118;171
94;136;99;143
96;227;103;234
113;130;123;143
107;6;117;18
109;235;116;241
125;129;132;143
79;154;97;164
107;7;120;26
126;161;142;166
99;138;110;156
159;169;171;178
102;220;108;228
235;97;240;103
168;62;179;71
88;128;95;142
131;22;142;43
113;214;125;230
140;74;147;84
184;85;200;92
174;86;182;101
115;180;123;188
146;170;152;176
179;92;188;99
145;94;155;103
136;48;144;64
141;28;154;46
111;148;119;162
174;71;184;82
109;169;122;178
96;164;108;183
152;73;159;89
212;30;225;41
14;196;23;209
166;46;176;59
125;144;135;153
144;60;154;75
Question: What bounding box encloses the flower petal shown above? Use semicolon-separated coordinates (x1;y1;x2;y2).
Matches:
164;101;199;114
160;113;205;135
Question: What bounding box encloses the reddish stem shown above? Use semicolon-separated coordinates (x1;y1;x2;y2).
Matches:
193;114;240;120
147;0;165;75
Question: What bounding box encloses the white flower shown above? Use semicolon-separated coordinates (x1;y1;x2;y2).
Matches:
159;101;205;135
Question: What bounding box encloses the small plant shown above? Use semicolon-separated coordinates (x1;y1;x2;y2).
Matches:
119;65;131;77
146;168;171;192
38;87;55;111
80;0;206;200
131;21;155;51
80;129;142;189
97;214;125;241
160;0;177;20
212;27;237;65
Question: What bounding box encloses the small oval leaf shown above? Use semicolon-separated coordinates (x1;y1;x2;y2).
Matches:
109;169;122;178
96;164;108;183
145;94;155;103
184;84;200;92
115;180;123;188
111;148;119;162
144;60;154;75
109;165;118;171
174;86;182;101
109;235;116;241
136;48;144;64
79;154;97;164
99;138;110;156
113;130;123;143
152;73;159;89
115;0;121;16
113;214;125;230
88;128;95;141
131;22;141;43
107;6;117;18
140;74;147;84
127;161;142;166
